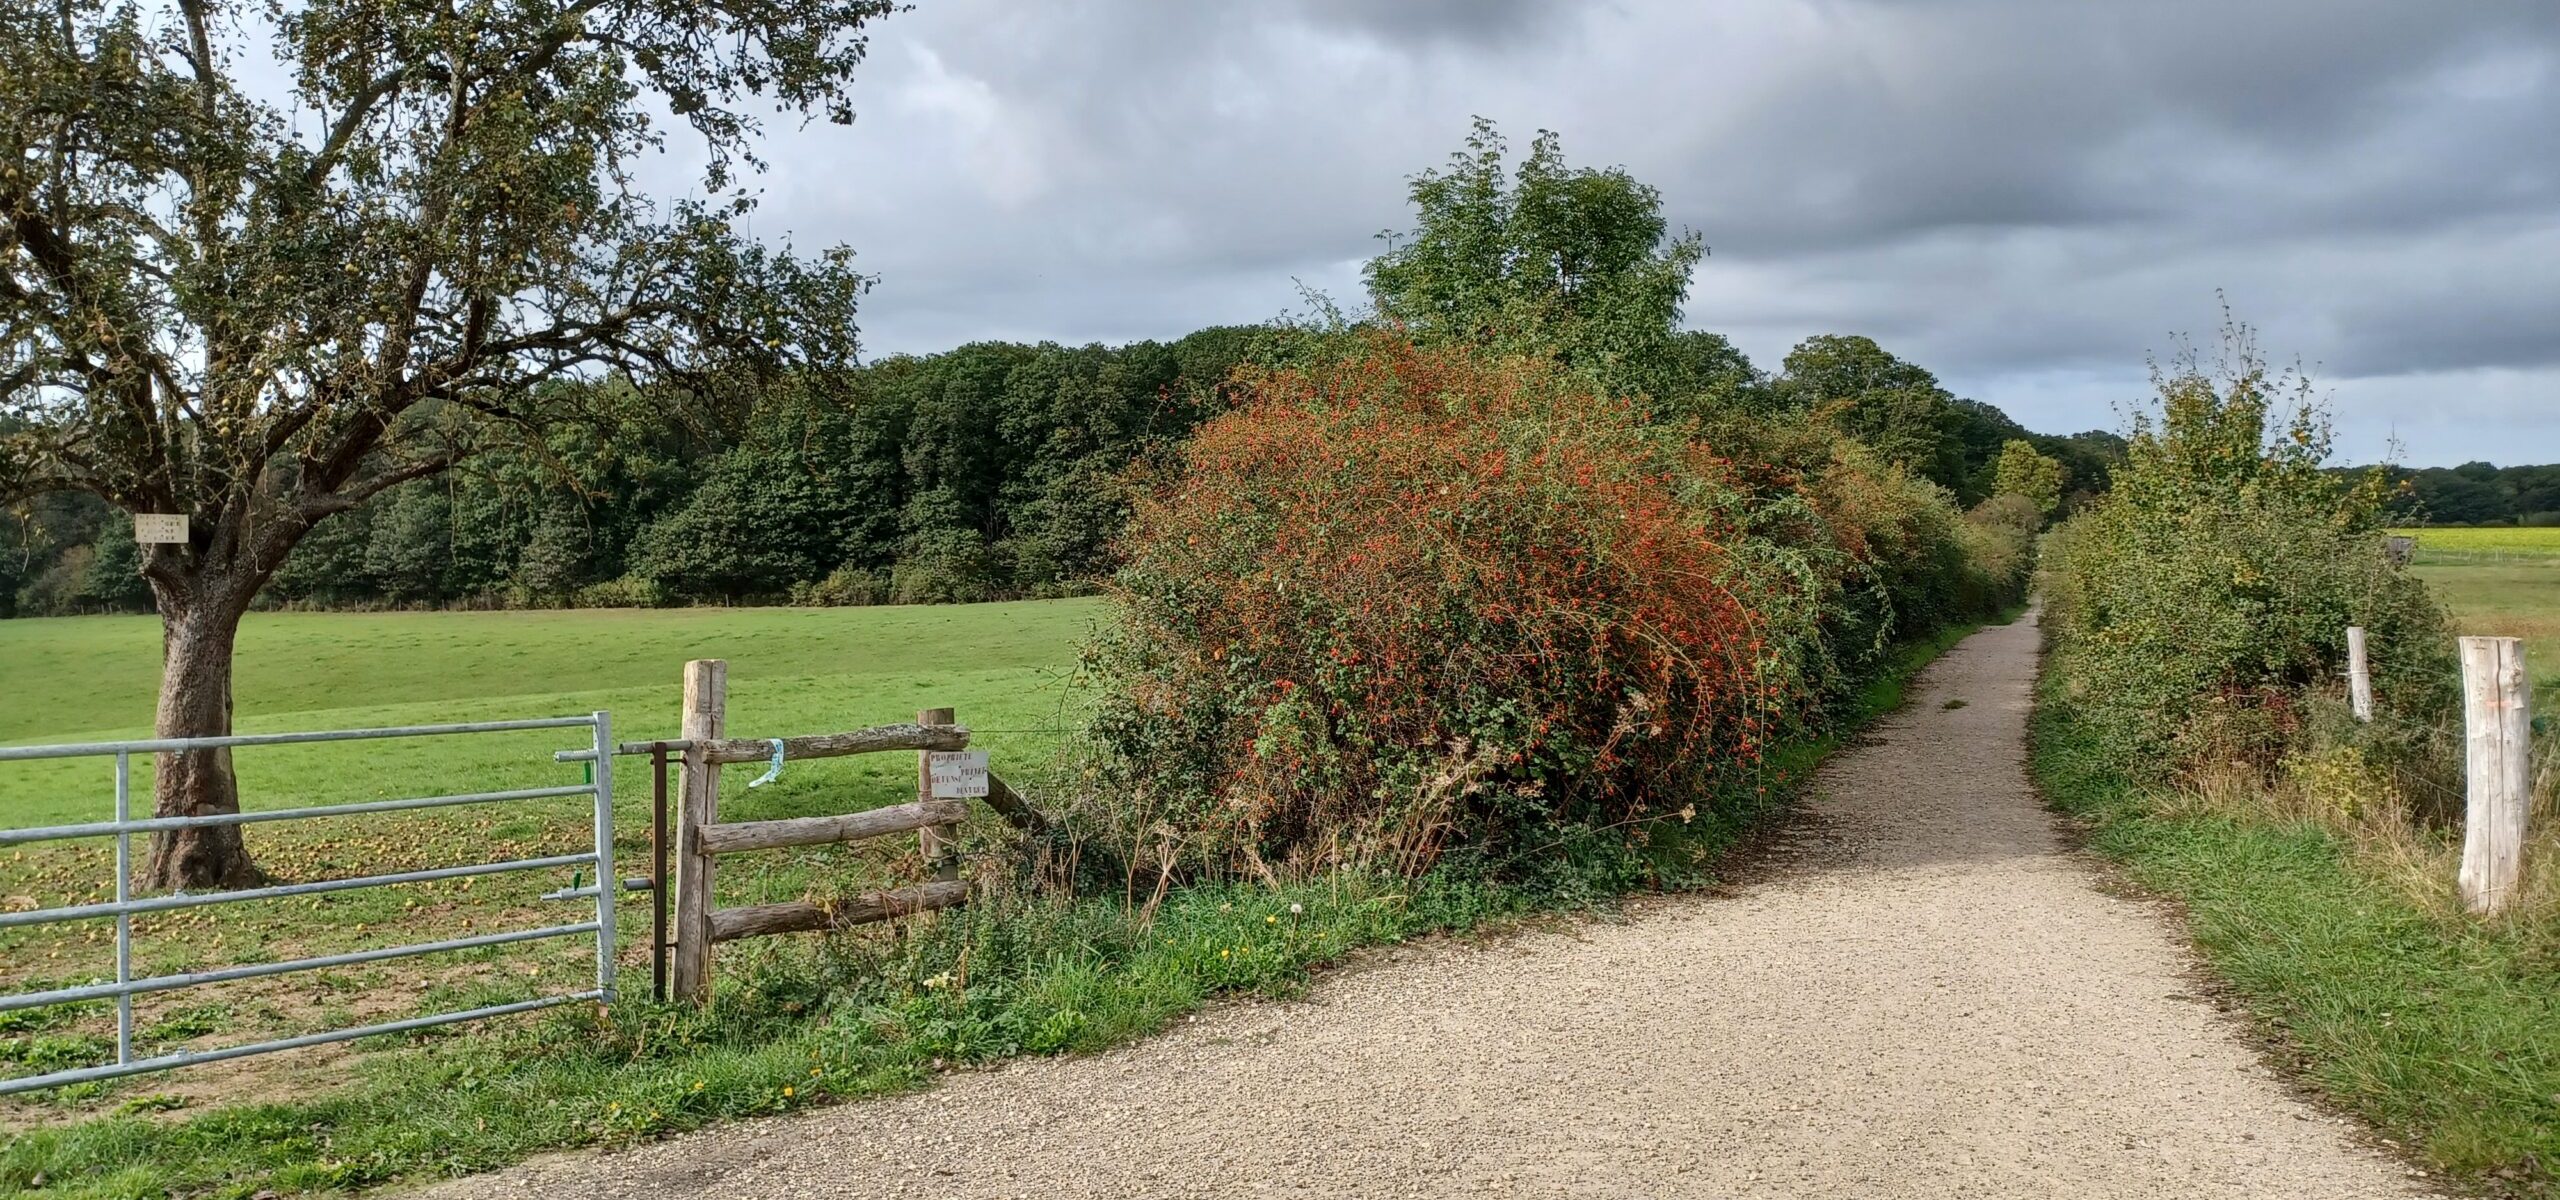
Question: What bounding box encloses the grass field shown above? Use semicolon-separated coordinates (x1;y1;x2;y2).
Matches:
0;600;1105;1121
2396;526;2560;703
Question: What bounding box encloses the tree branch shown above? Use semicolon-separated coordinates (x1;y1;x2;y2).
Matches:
301;67;410;192
297;450;459;521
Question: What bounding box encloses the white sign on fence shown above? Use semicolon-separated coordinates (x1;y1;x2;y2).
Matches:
133;513;189;544
928;750;989;798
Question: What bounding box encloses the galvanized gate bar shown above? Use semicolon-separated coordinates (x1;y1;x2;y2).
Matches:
0;783;598;846
0;716;600;761
0;851;600;929
0;921;603;1012
113;751;132;1065
0;991;603;1097
589;710;617;1003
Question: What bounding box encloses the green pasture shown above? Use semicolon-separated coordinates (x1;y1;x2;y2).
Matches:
0;599;1100;825
2398;531;2560;702
0;599;1103;1118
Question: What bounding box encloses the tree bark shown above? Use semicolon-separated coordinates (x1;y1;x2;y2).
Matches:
140;583;264;890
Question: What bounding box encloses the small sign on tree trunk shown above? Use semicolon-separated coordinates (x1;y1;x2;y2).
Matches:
133;513;190;544
927;750;989;798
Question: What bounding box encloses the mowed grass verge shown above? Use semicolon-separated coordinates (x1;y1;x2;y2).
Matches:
0;600;1103;1126
0;599;2017;1198
2032;697;2560;1194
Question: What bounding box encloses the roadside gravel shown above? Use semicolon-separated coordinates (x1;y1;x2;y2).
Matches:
417;612;2435;1199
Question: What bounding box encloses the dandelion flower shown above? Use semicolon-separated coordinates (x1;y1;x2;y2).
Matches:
1265;915;1277;925
782;1086;795;1098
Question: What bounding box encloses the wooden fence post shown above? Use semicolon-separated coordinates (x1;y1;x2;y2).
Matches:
2346;626;2374;723
672;659;727;1002
2458;637;2531;915
917;707;959;883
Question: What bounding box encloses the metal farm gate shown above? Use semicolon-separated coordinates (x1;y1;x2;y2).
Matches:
0;715;618;1096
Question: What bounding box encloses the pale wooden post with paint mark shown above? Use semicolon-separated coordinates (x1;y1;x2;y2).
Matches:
672;659;727;1002
917;707;959;883
2458;637;2531;915
2345;626;2374;723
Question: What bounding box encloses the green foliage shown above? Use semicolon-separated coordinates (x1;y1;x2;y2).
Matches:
2041;322;2454;773
1774;335;1967;490
1;331;1264;615
1803;440;2031;675
1364;119;1714;409
631;444;864;602
1754;337;2120;509
509;502;593;606
71;520;149;612
1991;439;2064;518
2381;461;2560;527
570;573;668;610
3;490;110;617
790;565;890;607
0;0;890;600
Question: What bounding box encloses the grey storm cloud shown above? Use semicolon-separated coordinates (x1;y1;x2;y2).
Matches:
698;0;2560;465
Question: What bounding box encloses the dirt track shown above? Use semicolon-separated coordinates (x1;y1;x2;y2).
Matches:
419;612;2435;1198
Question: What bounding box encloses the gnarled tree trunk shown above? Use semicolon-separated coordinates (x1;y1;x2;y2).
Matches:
139;580;263;890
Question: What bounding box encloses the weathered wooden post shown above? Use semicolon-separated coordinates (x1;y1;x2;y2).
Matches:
673;659;727;1002
2458;637;2531;915
2346;626;2375;723
918;707;960;884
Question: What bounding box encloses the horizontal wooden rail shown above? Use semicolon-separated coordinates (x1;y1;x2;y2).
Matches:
708;880;970;943
696;799;971;855
695;723;967;765
983;773;1049;833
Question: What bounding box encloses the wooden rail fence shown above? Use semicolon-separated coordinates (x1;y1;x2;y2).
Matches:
665;658;1044;1003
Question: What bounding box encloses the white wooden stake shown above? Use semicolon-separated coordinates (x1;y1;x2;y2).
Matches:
2457;637;2531;915
2345;626;2374;723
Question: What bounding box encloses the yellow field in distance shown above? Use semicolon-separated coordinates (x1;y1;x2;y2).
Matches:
2388;526;2560;561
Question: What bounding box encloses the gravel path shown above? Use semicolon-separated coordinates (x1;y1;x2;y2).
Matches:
420;612;2435;1199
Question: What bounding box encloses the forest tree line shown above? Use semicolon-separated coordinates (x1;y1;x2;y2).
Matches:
1;327;2122;618
2376;461;2560;526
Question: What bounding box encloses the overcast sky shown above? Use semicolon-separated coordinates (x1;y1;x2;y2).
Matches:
709;0;2556;467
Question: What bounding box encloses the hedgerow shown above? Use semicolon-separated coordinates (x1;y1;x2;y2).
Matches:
2039;329;2454;777
1077;335;2026;884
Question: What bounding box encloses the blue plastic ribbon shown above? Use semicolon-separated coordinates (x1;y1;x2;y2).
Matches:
747;738;786;788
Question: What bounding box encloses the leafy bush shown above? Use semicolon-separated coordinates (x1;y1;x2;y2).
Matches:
1960;494;2041;602
791;565;890;607
1079;337;1829;882
1803;441;2017;675
571;573;668;609
2040;328;2454;776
